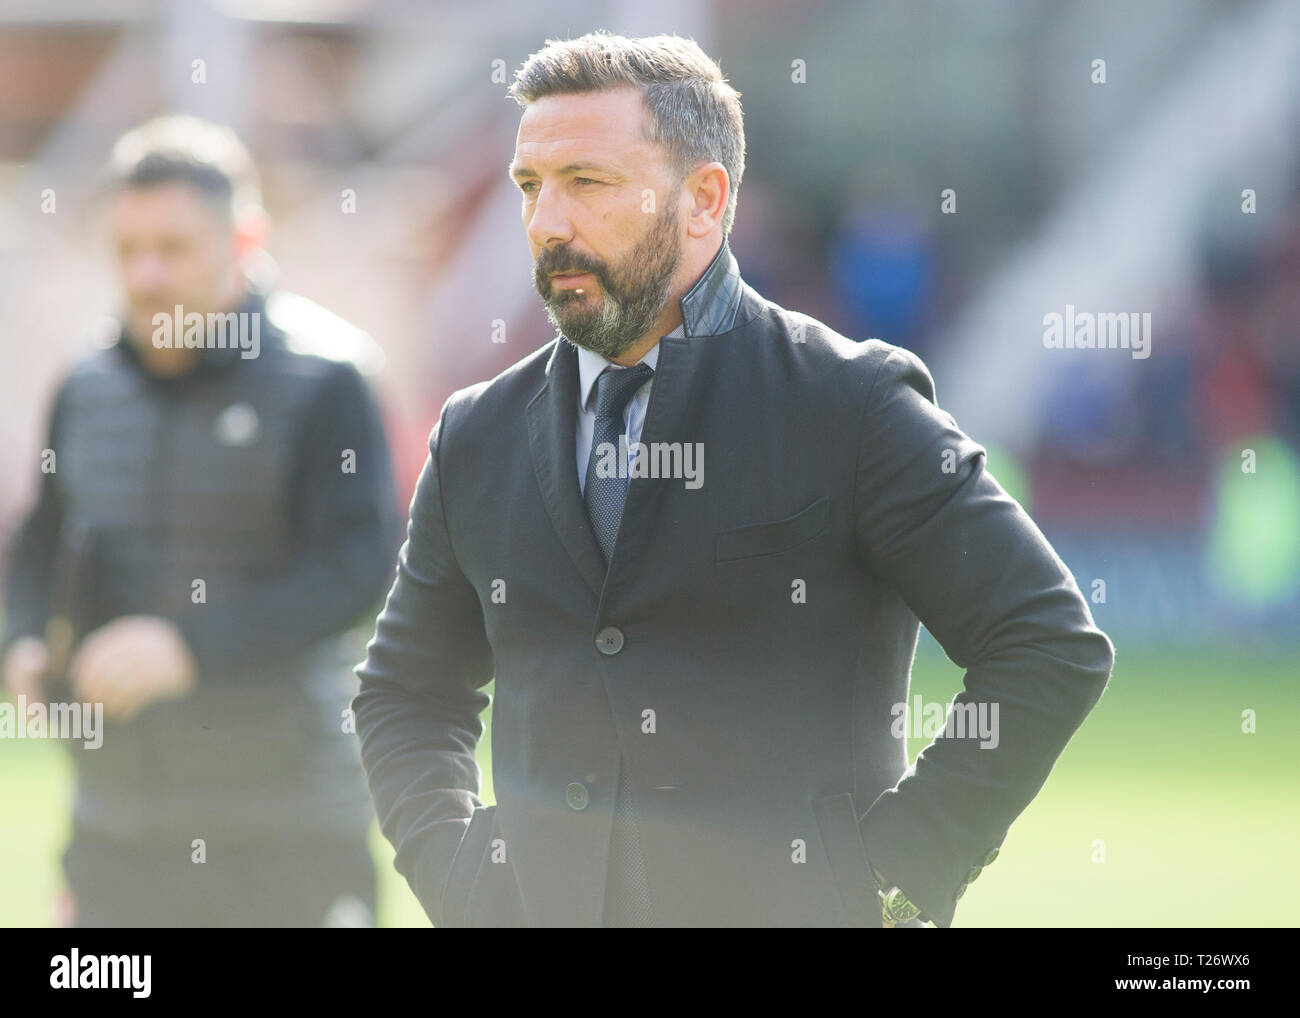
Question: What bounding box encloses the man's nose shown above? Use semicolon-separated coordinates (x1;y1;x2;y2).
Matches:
123;252;171;295
525;183;574;251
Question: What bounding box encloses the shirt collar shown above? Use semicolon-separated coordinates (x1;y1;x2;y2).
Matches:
574;236;742;412
577;330;671;412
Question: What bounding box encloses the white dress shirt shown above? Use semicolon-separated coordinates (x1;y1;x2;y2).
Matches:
575;323;684;496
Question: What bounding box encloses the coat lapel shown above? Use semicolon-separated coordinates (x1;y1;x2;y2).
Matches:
526;337;608;598
601;278;767;604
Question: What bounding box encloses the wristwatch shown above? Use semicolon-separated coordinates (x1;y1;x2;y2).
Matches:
870;848;999;927
870;864;930;927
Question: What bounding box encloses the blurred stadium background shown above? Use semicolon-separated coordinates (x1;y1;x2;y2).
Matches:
1;0;1297;926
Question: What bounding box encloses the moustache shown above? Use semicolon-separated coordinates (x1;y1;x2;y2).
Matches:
130;296;178;312
537;256;606;286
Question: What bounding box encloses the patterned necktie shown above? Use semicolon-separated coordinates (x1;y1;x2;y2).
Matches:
583;362;657;925
603;758;657;926
583;362;654;565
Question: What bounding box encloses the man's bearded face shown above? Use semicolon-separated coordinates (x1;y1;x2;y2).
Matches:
534;182;683;360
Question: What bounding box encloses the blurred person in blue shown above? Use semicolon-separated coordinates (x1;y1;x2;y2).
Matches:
0;116;400;927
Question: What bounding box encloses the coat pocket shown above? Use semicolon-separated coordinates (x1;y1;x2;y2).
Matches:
714;496;830;563
464;813;527;928
439;804;497;929
811;791;882;928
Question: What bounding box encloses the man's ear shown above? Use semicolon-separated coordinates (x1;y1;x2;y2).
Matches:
685;161;729;239
233;205;268;259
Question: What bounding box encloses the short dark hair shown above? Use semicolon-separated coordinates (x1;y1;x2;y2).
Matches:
103;115;260;221
507;30;745;236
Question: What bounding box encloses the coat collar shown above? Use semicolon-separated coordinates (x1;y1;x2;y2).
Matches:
678;236;744;338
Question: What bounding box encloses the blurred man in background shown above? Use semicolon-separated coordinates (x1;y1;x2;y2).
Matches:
0;115;400;927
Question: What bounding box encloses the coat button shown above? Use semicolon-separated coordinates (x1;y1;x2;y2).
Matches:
595;626;624;655
966;864;983;883
983;848;999;866
565;782;589;810
955;882;968;900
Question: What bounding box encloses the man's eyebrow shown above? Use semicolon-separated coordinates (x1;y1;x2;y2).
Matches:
509;161;622;180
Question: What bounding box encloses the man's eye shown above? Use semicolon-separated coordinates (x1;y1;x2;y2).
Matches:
518;178;601;194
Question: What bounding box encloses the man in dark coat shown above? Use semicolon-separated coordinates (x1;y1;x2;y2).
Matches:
352;32;1114;928
0;116;400;927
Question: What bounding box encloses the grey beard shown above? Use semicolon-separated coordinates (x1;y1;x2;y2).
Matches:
546;272;673;361
540;190;684;360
